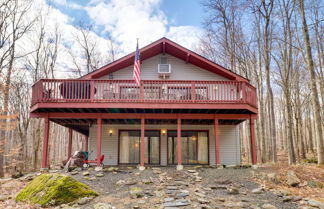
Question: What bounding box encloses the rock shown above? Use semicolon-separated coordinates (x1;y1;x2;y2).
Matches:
164;197;174;202
201;204;212;209
19;173;37;181
70;171;78;175
144;190;153;196
227;186;239;195
203;187;212;191
142;178;153;184
252;165;258;169
194;191;206;198
154;190;163;197
116;180;125;186
223;201;247;208
164;200;190;207
95;167;103;172
82;171;89;176
308;199;324;209
275;189;291;196
266;173;279;183
215;179;232;185
286;170;300;187
262;203;277;209
89;176;96;181
210;185;227;189
130;187;144;198
137;199;146;204
252;187;264;194
125;181;137;185
198;198;210;204
176;193;189;198
166;190;176;194
177;190;189;198
152;168;162;174
15;173;98;207
93;203;113;209
187;169;196;173
0;195;8;201
174;180;188;186
40;168;49;173
293;196;303;201
283;196;293;202
167;186;177;190
95;173;104;177
77;197;91;205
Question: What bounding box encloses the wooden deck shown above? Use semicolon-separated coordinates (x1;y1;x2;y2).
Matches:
31;79;257;112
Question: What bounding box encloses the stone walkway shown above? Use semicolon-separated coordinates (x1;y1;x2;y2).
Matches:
2;166;322;209
67;166;303;209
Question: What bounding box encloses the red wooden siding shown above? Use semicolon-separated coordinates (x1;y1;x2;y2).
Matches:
31;79;257;107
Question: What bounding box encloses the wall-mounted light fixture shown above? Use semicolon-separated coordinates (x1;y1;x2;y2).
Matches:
161;129;167;136
108;129;113;136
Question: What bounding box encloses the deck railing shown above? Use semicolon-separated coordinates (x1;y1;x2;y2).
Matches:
31;79;257;107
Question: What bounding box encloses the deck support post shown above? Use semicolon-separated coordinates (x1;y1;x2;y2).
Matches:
41;117;50;169
139;117;145;170
249;118;257;165
97;118;102;167
67;128;73;160
176;117;183;170
85;135;89;152
214;119;221;166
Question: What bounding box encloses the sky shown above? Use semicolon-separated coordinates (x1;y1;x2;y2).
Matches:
12;0;207;79
47;0;205;52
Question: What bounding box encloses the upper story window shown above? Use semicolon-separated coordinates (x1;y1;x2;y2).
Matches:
160;56;168;64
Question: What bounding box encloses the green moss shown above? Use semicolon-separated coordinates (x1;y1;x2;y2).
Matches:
16;174;98;207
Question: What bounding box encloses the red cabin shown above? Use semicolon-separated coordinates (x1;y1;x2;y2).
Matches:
30;38;257;169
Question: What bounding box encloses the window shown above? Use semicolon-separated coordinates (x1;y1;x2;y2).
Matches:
160;56;168;64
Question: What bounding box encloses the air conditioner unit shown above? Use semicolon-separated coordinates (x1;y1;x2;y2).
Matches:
158;64;171;77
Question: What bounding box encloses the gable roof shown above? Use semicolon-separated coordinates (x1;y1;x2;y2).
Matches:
81;37;248;81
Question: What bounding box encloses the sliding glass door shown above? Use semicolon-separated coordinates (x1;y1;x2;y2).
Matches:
119;130;160;164
168;131;208;165
144;131;160;164
119;131;140;164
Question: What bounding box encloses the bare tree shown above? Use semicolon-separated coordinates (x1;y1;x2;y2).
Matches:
298;0;324;165
0;0;36;177
254;0;277;163
70;23;101;76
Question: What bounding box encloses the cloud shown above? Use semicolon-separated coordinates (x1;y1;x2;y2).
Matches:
85;0;202;52
13;0;202;80
166;26;202;49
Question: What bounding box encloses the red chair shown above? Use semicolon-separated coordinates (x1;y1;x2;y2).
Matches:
83;155;104;168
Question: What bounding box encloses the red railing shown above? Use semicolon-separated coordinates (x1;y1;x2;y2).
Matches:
31;79;257;107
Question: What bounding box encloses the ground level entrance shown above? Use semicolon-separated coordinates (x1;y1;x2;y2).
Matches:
167;131;209;165
119;130;160;165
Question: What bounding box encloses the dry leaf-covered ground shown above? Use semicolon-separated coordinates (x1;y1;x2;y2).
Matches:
255;163;324;200
253;152;324;202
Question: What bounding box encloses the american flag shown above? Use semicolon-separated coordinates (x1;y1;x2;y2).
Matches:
133;40;141;86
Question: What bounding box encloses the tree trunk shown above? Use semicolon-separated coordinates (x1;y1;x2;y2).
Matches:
298;0;324;164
